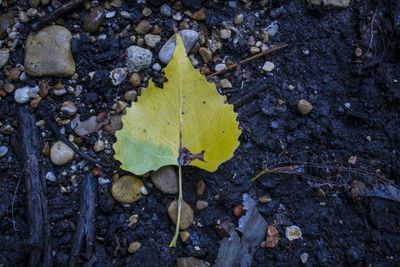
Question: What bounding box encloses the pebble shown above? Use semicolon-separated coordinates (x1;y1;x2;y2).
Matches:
285;225;302;241
158;30;199;64
105;11;116;19
262;61;275;72
73;115;103;136
0;12;15;39
266;225;280;248
0;146;8;157
128;214;139;226
190;9;206;20
160;4;172;16
316;188;326;198
180;231;191;242
115;100;128;113
348;156;357;165
134;20;151;35
215;63;226;72
125;46;152;72
104;114;122;135
152;63;161;71
94;139;105;152
259;196;272;203
199;47;212;63
151;166;178;194
50;141;75;166
144;34;161;48
297;99;313;115
220;29;232;40
45;171;57;182
267;22;278;37
129;73;141;87
168;199;194;229
177;258;208;267
120;11;131;19
196;179;206;195
111;175;144;203
196;200;208;211
250;46;261;54
234;14;244;25
124;90;137;102
6;67;21;81
142;7;152;17
300;253;309;263
128;242;141;253
4;83;15;93
0;48;9;68
233;205;243;217
25;25;75;77
110;67;127;86
172;12;183;21
220;79;232;89
27;8;38;17
83;7;105;32
98;177;110;185
110;0;122;8
60;101;77;116
14;85;39;104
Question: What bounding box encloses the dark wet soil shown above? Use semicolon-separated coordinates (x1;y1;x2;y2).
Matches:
0;0;400;266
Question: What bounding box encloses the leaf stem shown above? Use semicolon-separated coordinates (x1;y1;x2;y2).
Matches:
169;165;183;247
250;169;267;182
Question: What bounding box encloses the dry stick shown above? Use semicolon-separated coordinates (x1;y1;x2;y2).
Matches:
31;0;83;31
206;43;288;79
70;173;97;267
14;105;52;266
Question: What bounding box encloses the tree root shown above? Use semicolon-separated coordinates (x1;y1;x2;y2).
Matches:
69;173;97;267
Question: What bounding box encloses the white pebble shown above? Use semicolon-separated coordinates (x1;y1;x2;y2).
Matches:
106;11;116;18
344;102;351;109
152;63;161;71
0;146;8;157
262;61;275;72
140;186;148;195
45;171;57;182
215;63;227;72
98;177;110;185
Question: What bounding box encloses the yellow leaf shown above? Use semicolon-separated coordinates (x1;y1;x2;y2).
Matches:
114;34;241;175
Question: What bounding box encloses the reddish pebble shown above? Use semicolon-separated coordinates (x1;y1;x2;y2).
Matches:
266;225;280;248
96;112;106;123
0;89;6;97
92;167;104;177
233;205;243;217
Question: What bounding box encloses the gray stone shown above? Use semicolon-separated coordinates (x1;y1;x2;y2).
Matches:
160;4;172;16
24;25;75;77
0;146;8;157
73;115;102;137
158;30;199;64
151;166;178;194
125;46;152;72
50;141;75;166
14;85;39;103
0;49;9;68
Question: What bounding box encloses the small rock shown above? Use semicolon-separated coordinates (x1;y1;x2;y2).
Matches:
111;175;144;203
267;22;278;37
198;47;212;63
126;46;152;72
259;196;272;203
300;252;309;263
220;29;232;40
128;214;139;226
159;30;199;64
73;115;102;136
316;188;326;198
320;0;350;7
129;73;141;87
190;9;206;20
128;242;141;253
45;171;57;182
160;4;172;16
351;180;366;198
262;61;275;72
196;179;206;195
60;101;77;116
144;34;161;48
124;90;137;102
196;200;208;211
348;156;357;165
134;20;151;35
152;63;161;71
83;7;105;32
215;63;226;72
104;114;123;135
142;7;152;17
50;141;75;166
4;83;15;93
120;11;131;19
14;85;39;104
168;199;194;229
266;225;280;248
177;258;208;267
6;67;21;81
0;146;8;157
297;99;313;115
110;0;122;8
180;231;190;242
0;49;9;68
110;68;127;86
24;25;75;77
151;166;178;194
234;14;244;25
115;100;127;113
220;79;232;89
94;139;105;152
0;12;15;40
105;11;116;19
285;225;302;241
250;46;261;54
233;204;243;217
27;8;38;17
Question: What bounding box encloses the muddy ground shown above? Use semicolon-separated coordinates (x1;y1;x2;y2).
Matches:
0;0;400;266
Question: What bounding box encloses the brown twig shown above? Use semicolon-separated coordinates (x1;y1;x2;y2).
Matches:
207;42;288;78
31;0;83;31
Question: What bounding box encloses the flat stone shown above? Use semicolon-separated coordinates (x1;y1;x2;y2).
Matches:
151;165;178;194
125;46;152;72
83;7;105;32
159;30;199;64
24;25;75;77
168;199;194;229
73;115;102;136
0;49;9;68
112;175;144;203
